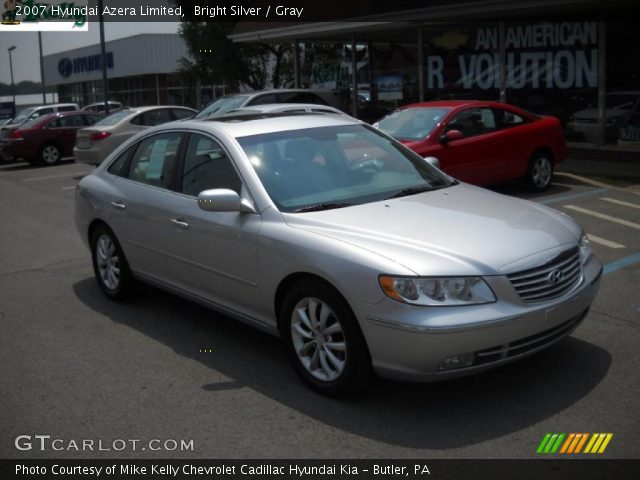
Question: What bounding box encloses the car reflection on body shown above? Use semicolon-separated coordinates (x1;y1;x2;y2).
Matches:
75;112;602;396
374;100;566;191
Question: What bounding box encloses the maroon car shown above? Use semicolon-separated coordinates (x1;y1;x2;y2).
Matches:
0;111;103;165
375;100;566;191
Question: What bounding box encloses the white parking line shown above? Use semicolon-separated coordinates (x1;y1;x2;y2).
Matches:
61;186;76;190
587;234;625;249
564;205;640;230
601;197;640;210
22;172;82;182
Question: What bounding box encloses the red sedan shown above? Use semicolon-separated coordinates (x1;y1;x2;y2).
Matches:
375;100;565;191
0;111;102;165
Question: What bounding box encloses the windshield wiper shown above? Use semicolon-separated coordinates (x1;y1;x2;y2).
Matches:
292;202;352;213
385;185;437;200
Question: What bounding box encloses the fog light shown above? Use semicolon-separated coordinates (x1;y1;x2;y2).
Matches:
439;353;475;371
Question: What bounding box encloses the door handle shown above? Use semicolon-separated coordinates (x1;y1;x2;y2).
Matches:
110;201;126;210
171;218;190;230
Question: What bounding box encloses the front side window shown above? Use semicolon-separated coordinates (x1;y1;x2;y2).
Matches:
181;134;241;197
127;132;183;189
444;108;497;138
57;106;77;112
237;124;454;212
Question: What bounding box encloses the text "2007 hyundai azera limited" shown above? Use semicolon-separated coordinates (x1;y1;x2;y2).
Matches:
75;112;602;396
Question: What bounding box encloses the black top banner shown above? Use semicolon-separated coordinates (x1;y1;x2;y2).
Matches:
5;0;640;24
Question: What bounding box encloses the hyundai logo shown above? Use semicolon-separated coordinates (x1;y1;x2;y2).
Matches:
58;58;72;78
547;269;564;285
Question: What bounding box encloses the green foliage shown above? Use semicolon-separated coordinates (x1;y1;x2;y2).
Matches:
175;19;295;91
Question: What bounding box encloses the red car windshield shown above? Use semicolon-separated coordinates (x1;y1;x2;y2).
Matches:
376;107;451;141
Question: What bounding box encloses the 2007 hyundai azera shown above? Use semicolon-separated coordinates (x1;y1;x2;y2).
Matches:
75;112;602;396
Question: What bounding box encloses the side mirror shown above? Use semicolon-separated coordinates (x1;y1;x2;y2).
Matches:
197;189;256;213
423;156;440;169
440;129;464;143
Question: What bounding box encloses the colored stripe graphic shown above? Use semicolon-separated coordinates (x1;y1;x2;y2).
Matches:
584;433;614;454
537;433;565;453
538;433;613;454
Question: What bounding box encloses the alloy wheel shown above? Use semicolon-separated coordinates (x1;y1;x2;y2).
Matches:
290;297;347;381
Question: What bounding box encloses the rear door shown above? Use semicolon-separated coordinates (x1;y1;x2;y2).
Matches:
105;131;186;283
46;114;86;155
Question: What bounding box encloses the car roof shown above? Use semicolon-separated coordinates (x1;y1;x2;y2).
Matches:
163;112;361;138
236;103;344;113
401;100;506;109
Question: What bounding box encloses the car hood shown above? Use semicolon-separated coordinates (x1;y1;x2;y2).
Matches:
283;183;581;276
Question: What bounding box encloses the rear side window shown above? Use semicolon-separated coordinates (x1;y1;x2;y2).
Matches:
131;109;173;126
171;108;194;120
127;132;183;189
247;94;277;106
83;114;102;126
95;111;131;126
57;106;77;112
49;115;84;128
494;109;526;128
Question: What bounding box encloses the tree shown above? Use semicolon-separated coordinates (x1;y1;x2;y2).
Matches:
176;18;295;91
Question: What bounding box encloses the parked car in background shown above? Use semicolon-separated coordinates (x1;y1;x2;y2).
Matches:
1;103;80;131
75;112;601;396
566;91;640;144
82;101;125;113
0;111;102;164
196;89;343;119
231;103;351;117
74;105;196;165
374;100;565;191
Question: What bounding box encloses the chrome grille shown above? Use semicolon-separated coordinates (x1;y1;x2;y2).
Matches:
507;247;582;303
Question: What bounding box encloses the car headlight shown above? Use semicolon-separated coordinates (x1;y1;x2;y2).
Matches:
579;233;592;264
379;276;496;306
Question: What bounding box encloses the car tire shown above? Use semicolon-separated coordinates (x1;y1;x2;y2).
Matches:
525;151;554;191
90;225;135;301
39;143;62;165
280;279;373;396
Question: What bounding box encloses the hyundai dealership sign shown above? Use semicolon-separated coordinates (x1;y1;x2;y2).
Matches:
58;52;114;78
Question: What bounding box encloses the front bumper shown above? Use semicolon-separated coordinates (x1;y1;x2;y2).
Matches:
352;255;602;381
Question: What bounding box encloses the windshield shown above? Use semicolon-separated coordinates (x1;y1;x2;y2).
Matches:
376;107;450;141
196;94;252;119
9;108;36;125
237;124;455;213
94;110;132;126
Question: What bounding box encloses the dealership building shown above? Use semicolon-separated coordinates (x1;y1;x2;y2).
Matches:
42;34;193;108
231;0;640;152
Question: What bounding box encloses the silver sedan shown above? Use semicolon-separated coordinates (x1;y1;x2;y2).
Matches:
75;112;602;396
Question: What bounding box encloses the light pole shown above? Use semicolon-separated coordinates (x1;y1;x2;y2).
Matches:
8;46;17;106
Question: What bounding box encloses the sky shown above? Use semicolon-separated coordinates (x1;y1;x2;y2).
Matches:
0;22;179;84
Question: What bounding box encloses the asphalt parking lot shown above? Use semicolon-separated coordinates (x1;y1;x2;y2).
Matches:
1;159;639;459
